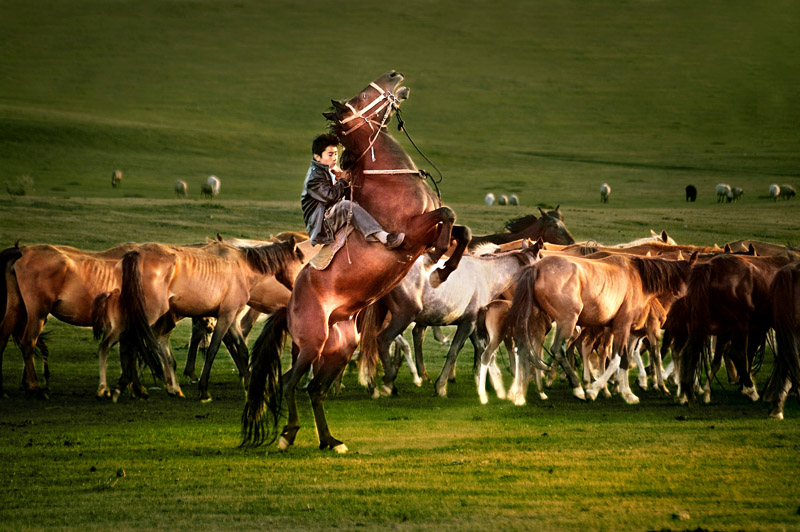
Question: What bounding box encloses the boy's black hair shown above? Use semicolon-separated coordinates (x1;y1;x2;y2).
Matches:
312;133;340;156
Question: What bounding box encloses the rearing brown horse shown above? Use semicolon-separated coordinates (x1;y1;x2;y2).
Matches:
242;71;470;453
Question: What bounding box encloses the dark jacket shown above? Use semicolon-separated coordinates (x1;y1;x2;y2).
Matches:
300;159;349;245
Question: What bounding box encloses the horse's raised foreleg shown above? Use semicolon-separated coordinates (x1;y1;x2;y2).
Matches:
430;224;472;287
434;320;474;397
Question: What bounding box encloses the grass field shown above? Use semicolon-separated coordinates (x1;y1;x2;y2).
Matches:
2;1;800;531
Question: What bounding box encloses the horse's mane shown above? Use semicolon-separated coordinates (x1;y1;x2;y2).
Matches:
632;257;690;295
241;240;302;276
504;214;538;233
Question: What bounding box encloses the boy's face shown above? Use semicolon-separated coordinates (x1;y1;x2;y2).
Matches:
314;145;338;168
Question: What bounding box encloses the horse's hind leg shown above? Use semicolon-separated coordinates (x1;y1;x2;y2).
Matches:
378;314;414;396
434;321;474;397
307;334;355;453
411;324;430;383
184;317;212;383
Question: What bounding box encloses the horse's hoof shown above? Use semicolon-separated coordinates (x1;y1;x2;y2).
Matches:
333;443;349;454
200;395;212;403
703;392;711;404
769;409;784;420
637;379;648;391
677;395;689;406
496;390;507;400
370;387;380;399
539;392;548;401
572;387;586;401
478;393;488;405
742;386;759;402
112;389;122;403
622;392;640;405
513;396;526;406
277;436;291;452
381;384;394;397
413;377;422;387
585;387;598;401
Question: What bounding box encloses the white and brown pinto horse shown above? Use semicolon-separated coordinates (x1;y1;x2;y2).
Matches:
506;253;693;405
241;71;470;453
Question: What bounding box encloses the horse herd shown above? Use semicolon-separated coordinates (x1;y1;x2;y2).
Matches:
4;72;800;454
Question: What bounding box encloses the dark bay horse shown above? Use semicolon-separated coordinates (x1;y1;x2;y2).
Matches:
241;71;470;453
764;261;800;419
468;207;574;250
676;252;800;404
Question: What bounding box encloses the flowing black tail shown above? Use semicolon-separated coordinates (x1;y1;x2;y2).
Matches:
119;251;164;380
241;306;287;447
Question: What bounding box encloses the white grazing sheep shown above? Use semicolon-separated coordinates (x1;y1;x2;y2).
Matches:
484;193;495;206
600;183;611;203
715;183;732;203
111;170;122;188
174;180;188;198
509;194;519;206
769;183;780;201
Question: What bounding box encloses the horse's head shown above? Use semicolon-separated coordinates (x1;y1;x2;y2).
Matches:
323;71;409;138
537;208;576;245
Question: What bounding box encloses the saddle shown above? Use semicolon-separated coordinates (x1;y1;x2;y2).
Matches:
309;225;354;270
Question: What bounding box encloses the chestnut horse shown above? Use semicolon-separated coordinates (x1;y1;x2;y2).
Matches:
242;71;470;453
113;238;305;402
506;254;693;405
0;242;139;398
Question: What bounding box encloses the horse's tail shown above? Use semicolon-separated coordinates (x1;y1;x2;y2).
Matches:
507;266;548;370
764;265;800;402
91;291;115;340
241;306;287;447
0;244;23;326
119;250;164;380
358;300;387;387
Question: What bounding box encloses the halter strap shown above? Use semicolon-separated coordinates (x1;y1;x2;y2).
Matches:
338;82;401;137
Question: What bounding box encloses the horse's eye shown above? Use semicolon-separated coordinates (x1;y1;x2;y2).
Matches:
362;94;367;100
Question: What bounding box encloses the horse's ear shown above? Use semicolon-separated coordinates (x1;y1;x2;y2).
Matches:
645;251;652;257
676;250;684;260
322;111;336;121
724;243;732;253
689;251;699;265
661;230;668;243
216;232;223;242
713;243;721;250
650;229;658;237
331;99;347;111
537;237;544;248
538;207;546;217
748;244;757;256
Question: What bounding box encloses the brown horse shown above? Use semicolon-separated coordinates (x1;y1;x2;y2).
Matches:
182;237;318;383
676;252;800;404
241;71;470;453
764;261;800;419
114;238;305;402
468;207;574;250
507;253;693;405
0;242;139;398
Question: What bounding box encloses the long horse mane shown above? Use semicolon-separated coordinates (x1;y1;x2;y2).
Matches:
632;257;690;295
504;214;539;233
241;239;302;276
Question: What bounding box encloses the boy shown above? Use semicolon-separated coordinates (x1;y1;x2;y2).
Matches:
300;133;404;248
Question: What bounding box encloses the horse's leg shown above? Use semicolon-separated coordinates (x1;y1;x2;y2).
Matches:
434;321;474;397
222;325;251;389
477;326;505;404
307;324;357;453
547;321;585;400
239;307;261;339
769;377;793;420
432;326;451;345
392;334;421;386
737;329;759;401
184;317;211;383
19;312;47;397
378;314;414;396
411;324;430;383
630;337;648;391
197;313;238;402
616;336;640;405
